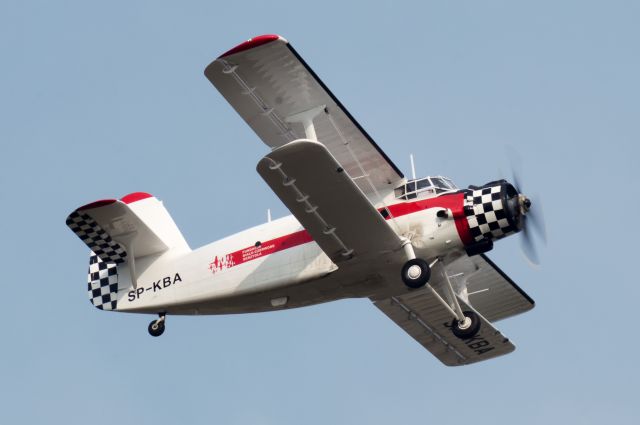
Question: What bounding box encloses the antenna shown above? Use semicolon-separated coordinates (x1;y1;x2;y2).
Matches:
410;154;417;180
267;208;272;223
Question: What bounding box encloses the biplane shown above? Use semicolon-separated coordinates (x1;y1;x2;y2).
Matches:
66;35;543;366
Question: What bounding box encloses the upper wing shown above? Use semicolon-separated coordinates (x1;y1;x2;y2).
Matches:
205;35;404;199
257;139;403;263
372;254;533;366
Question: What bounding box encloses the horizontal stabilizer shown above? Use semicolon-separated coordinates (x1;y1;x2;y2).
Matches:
66;192;190;264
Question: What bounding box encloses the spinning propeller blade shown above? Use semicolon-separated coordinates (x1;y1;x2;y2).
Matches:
508;149;547;266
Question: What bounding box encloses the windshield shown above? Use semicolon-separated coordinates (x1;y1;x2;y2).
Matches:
395;176;458;200
430;177;448;189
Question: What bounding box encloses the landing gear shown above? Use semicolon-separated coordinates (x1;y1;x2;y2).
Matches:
400;240;432;289
400;240;481;340
451;310;481;339
401;258;431;289
148;313;166;337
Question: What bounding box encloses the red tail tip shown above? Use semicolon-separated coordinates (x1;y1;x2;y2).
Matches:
121;192;153;204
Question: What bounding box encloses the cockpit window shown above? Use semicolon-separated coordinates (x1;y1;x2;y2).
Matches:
395;176;458;200
442;177;456;189
431;177;444;186
417;178;432;190
431;177;448;193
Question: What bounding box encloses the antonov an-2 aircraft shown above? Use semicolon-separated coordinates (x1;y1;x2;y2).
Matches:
66;35;542;366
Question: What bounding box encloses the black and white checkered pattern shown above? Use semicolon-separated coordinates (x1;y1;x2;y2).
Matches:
465;186;517;242
87;253;119;310
66;211;127;264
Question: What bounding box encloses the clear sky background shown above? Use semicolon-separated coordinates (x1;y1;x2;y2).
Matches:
1;1;638;424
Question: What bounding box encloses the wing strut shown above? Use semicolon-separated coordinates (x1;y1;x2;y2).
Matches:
323;110;402;232
431;259;468;324
285;105;326;141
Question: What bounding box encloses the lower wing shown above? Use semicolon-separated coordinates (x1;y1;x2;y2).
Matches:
372;254;534;366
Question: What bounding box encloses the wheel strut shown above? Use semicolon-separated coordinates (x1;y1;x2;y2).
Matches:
402;238;416;260
399;247;481;339
148;313;166;337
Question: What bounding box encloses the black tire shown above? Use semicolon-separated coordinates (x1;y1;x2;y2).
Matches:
451;311;481;339
401;258;431;289
148;320;165;337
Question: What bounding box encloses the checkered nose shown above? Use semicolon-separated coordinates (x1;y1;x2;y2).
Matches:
464;180;522;242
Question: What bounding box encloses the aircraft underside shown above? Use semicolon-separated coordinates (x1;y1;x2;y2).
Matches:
65;34;541;366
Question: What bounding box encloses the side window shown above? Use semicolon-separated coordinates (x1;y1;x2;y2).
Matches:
417;178;431;190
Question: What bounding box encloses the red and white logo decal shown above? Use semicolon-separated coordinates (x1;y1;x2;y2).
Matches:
208;254;236;274
208;231;313;275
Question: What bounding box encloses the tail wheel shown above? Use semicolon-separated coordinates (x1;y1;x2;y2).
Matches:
451;311;481;339
148;319;165;337
401;258;431;289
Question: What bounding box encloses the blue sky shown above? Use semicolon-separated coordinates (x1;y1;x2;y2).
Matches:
1;1;638;424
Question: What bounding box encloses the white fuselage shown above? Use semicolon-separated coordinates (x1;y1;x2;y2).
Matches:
115;194;466;316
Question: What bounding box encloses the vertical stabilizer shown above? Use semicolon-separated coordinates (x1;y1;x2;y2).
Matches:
66;192;190;310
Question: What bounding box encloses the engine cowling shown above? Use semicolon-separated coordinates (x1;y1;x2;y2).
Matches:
463;180;523;246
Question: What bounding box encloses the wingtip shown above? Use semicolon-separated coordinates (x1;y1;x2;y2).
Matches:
217;34;285;59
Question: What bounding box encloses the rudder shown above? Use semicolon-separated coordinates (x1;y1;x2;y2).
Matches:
87;253;119;310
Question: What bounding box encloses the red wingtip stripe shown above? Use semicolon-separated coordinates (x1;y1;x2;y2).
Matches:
78;199;117;210
121;192;153;204
218;34;282;58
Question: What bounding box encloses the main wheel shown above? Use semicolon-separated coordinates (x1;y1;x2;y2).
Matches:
148;319;165;337
401;258;431;289
451;311;481;339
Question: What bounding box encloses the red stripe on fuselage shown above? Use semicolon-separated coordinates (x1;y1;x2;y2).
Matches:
210;193;472;273
230;230;313;265
383;192;473;245
209;230;313;274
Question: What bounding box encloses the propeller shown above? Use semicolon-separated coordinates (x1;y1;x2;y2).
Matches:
508;148;547;266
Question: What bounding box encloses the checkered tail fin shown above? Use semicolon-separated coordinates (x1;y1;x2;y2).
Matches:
66;192;190;311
